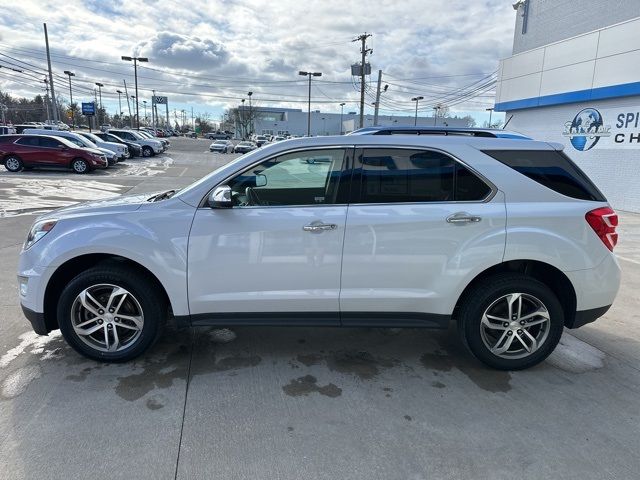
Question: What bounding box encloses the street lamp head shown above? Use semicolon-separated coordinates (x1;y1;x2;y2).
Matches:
241;99;245;103
64;70;75;77
298;71;308;76
340;103;346;106
116;90;123;94
312;72;322;77
121;56;133;61
411;96;423;102
383;84;389;92
95;82;104;87
138;57;149;62
247;91;253;96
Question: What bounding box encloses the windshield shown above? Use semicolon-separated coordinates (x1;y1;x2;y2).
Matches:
213;140;227;144
81;132;103;144
239;142;252;146
63;134;95;148
137;131;152;138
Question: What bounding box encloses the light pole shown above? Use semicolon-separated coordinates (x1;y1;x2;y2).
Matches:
121;55;148;129
116;90;124;127
247;91;253;137
143;100;147;125
130;96;136;125
486;107;494;127
339;102;345;135
433;106;439;126
95;82;103;125
64;70;75;129
299;70;322;136
240;98;246;139
411;96;423;126
321;117;326;135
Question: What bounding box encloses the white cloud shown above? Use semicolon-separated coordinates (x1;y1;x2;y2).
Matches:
0;0;516;119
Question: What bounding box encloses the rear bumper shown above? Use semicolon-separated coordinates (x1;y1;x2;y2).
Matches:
567;305;612;329
21;304;48;335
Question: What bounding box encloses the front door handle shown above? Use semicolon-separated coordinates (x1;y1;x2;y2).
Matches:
303;221;337;233
446;212;482;224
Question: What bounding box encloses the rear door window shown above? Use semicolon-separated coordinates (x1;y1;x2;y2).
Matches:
482;149;605;201
355;148;491;203
15;137;40;147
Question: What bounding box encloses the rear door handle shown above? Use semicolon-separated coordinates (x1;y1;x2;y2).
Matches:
303;222;337;233
446;213;482;224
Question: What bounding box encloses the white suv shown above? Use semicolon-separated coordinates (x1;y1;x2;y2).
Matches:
16;133;621;369
107;129;164;157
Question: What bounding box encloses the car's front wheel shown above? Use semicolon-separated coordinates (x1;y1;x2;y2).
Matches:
71;158;89;174
457;273;564;370
57;265;167;362
142;146;153;157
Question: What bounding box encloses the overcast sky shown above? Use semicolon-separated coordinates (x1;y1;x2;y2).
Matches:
0;0;516;124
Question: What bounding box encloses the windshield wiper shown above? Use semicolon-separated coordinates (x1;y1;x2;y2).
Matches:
148;190;176;202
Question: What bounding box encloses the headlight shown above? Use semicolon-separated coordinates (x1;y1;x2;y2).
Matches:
24;219;57;250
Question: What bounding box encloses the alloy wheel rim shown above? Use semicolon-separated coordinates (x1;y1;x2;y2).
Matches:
70;283;144;352
74;160;86;172
480;292;551;360
6;158;20;170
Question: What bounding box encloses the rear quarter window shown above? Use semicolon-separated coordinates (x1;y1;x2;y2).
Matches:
482;149;605;202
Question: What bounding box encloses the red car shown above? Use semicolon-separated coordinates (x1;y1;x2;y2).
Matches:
0;134;108;174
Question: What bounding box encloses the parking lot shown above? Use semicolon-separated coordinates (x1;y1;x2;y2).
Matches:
1;137;639;479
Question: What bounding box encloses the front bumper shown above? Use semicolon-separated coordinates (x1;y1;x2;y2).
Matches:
21;305;48;335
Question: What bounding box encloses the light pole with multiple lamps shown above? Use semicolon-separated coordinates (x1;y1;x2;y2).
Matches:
411;96;423;126
299;70;322;136
130;96;136;125
339;102;345;135
143;100;148;125
63;70;75;129
121;55;148;129
486;107;494;127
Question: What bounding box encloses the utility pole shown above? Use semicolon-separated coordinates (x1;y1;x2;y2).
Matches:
43;23;58;122
353;32;372;128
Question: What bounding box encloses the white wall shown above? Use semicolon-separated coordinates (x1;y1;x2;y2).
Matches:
496;16;640;107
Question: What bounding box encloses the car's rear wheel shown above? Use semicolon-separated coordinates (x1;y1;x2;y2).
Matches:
457;273;564;370
142;146;153;157
71;158;89;174
4;155;23;172
57;265;167;362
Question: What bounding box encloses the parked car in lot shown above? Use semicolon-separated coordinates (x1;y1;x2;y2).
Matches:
76;131;129;161
94;132;142;158
137;129;170;149
1;134;108;173
209;140;234;153
107;129;164;157
16;132;620;369
253;135;268;147
0;126;17;135
206;131;232;140
23;128;118;166
233;141;257;154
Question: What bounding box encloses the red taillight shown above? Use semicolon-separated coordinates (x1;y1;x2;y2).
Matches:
585;207;618;251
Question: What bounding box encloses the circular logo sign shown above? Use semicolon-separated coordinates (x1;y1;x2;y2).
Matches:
567;108;604;151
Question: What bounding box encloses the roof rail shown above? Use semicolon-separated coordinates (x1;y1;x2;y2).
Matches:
347;126;530;139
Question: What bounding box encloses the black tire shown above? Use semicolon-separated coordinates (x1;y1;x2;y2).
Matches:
4;155;23;172
457;273;564;370
142;146;154;157
71;158;89;174
57;265;167;362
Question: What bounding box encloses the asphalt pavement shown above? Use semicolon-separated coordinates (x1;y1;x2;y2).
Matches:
0;137;639;480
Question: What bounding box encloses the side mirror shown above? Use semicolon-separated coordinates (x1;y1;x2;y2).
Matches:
208;185;232;208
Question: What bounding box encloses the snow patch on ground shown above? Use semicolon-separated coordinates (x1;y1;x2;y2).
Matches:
0;178;126;218
1;365;42;398
0;331;62;368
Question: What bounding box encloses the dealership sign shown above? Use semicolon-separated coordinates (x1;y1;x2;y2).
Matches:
563;107;640;150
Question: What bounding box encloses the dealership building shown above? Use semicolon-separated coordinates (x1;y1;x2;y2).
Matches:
495;1;640;212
